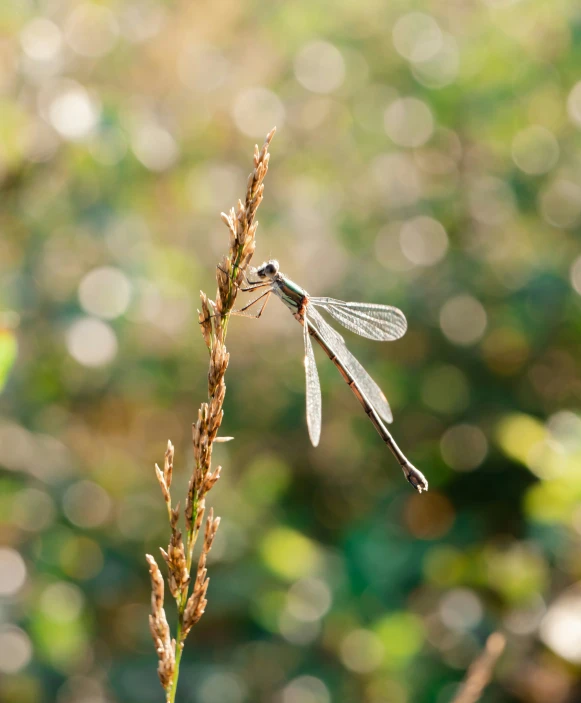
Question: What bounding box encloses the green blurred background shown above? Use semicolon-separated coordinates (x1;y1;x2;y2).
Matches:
1;0;581;701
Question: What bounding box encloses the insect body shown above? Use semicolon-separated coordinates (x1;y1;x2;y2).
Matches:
236;259;428;492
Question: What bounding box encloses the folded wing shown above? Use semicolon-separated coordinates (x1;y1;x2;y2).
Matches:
303;313;322;447
310;297;407;341
307;306;393;424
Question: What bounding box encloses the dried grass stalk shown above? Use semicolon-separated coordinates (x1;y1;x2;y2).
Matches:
145;554;176;691
451;632;506;703
146;128;275;703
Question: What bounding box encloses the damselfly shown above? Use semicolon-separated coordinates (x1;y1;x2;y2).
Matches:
234;260;428;492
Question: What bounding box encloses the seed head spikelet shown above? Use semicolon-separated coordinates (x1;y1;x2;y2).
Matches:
146;128;275;702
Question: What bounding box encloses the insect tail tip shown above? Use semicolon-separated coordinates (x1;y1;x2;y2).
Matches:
402;462;428;493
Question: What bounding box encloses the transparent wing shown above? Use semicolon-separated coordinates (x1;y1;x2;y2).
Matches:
303;313;322;447
309;297;407;341
307;306;393;423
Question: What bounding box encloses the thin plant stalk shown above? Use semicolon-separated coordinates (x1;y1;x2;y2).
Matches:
451;632;506;703
146;128;276;702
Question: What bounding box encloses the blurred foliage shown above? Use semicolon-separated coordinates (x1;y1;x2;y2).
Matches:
1;0;581;702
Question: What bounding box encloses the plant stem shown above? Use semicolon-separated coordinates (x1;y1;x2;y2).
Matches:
148;128;275;703
168;315;231;700
168;621;184;703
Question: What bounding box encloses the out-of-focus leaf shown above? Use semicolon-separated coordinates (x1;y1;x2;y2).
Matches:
0;329;17;392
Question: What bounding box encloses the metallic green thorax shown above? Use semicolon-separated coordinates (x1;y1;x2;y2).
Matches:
272;275;308;314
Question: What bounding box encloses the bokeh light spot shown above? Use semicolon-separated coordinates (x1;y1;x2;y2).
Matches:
469;177;515;226
496;413;546;468
384;97;434;147
0;626;32;673
424;546;466;586
294;41;345;94
375;222;414;272
539;179;581;228
56;675;109;703
0;329;17;392
511;125;559;175
340;629;384;673
59;536;104;580
525;439;568;481
233;88;285;138
412;33;460;89
525;481;574;523
439;589;483;632
279;610;321;645
282;676;330;703
119;2;167;43
261;528;321;581
504;594;546;636
569;255;581;294
371;153;422;208
374;612;425;663
199;672;247;703
481;327;529;376
440;424;488;471
48;83;100;141
393;13;442;62
566;81;581;129
286;577;331;622
131;122;179;172
439;295;487;346
485;543;548;603
66;317;118;367
63;480;112;528
12;488;56;532
78;266;132;320
548;410;581;450
404;492;455;539
20;18;62;61
399;215;448;266
541;588;581;663
0;548;27;596
40;582;85;623
65;3;119;58
178;44;229;92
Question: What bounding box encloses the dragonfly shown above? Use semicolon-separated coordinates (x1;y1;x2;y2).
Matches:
232;259;428;493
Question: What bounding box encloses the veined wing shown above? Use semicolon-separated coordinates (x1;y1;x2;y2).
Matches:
307;306;393;423
309;297;407;341
303;312;322;447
